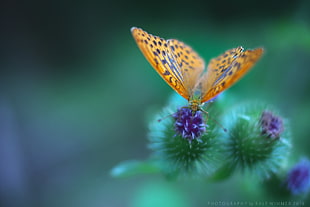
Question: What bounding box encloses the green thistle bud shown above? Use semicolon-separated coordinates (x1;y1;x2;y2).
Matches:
221;102;291;179
148;94;223;179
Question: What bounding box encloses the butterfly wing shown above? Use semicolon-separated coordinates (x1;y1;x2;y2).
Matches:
131;27;189;99
199;47;264;103
131;27;204;100
167;39;205;97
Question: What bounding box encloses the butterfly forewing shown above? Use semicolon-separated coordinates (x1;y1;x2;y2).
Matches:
200;47;264;103
167;39;205;97
131;27;189;99
197;47;243;96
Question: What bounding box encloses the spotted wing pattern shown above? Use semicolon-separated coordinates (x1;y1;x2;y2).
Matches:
200;47;264;103
167;39;205;96
131;27;204;99
131;27;264;104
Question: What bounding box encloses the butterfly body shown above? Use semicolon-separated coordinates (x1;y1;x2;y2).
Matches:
131;27;263;112
186;89;206;112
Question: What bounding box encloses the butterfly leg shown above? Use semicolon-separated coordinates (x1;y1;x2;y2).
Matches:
200;105;228;132
199;107;209;123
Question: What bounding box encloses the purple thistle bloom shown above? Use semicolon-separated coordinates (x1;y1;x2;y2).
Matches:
173;107;206;141
260;111;284;139
286;159;310;195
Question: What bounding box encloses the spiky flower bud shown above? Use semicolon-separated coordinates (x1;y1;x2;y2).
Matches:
286;158;310;195
260;111;284;139
221;103;291;179
148;94;223;178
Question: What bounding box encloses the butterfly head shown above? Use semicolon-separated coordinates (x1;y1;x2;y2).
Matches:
189;98;201;113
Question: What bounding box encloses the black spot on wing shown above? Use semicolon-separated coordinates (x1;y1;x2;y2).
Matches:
234;62;241;70
163;70;170;75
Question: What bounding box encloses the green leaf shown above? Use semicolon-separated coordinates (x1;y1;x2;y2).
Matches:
209;163;235;181
110;160;161;178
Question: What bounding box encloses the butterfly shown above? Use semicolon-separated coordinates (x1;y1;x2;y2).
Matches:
131;27;263;112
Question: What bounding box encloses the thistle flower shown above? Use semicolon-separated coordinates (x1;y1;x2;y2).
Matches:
173;107;206;142
148;94;223;178
260;111;284;139
221;102;291;179
286;158;310;195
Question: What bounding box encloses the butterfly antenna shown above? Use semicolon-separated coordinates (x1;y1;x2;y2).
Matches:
158;113;174;122
200;107;228;133
209;115;228;132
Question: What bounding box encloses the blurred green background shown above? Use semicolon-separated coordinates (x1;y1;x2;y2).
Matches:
1;0;310;206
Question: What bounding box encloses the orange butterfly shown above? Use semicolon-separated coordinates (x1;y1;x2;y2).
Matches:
131;27;263;112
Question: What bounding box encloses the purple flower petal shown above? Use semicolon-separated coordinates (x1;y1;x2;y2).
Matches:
173;107;206;141
286;159;310;195
260;111;284;139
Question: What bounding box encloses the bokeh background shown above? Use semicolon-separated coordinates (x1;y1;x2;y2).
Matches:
1;0;310;206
